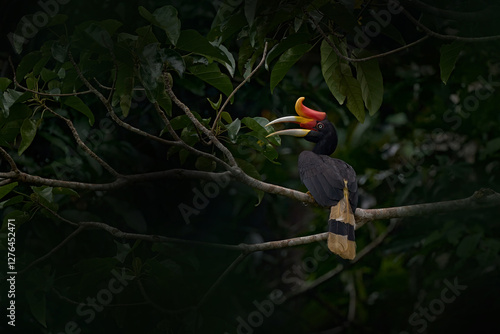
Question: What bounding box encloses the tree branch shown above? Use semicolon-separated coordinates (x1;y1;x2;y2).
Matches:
400;0;500;21
355;188;500;224
402;8;500;42
310;11;429;63
44;105;121;177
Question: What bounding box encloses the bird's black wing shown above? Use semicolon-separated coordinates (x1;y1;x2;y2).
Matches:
298;151;358;211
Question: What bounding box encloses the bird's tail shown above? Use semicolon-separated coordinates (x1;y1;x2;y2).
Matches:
327;180;356;260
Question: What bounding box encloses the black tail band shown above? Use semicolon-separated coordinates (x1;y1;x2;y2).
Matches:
328;219;355;242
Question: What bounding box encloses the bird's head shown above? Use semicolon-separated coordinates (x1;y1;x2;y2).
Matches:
266;97;338;155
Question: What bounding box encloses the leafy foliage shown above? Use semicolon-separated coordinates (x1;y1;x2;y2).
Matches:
0;0;500;333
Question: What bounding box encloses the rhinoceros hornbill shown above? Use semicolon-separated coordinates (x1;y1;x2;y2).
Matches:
266;97;358;260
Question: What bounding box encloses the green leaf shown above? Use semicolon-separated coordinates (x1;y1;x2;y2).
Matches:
15;52;42;82
85;23;114;49
161;48;185;77
220;111;232;124
189;62;233;97
177;30;230;65
52;187;80;197
355;58;383;116
26;291;47;328
139;5;181;45
32;186;54;204
195;156;216;172
244;0;258;26
457;233;482;259
154;6;181;45
265;33;310;68
0;78;12;91
321;38;346;104
63;96;95;125
0;195;23;209
242;117;280;146
270;43;311;93
226;118;241;143
440;41;465;84
321;38;365;122
0;182;18;201
51;42;68;63
1;89;25;118
208;94;223;111
19;119;37;155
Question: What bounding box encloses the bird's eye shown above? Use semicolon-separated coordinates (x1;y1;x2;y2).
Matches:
317;123;324;129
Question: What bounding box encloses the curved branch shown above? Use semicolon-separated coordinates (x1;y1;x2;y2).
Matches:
165;79;238;167
400;0;500;21
402;8;500;42
45;105;121;177
310;12;429;63
12;169;232;191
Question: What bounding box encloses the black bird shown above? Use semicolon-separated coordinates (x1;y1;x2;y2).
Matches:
267;97;358;259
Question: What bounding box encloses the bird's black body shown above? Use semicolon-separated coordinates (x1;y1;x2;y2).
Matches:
299;151;358;210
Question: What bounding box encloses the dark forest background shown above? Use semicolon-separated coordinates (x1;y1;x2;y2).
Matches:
0;0;500;333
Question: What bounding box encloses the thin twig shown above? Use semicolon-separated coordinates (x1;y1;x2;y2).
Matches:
165;80;238;167
8;57;92;96
20;225;87;274
402;8;500;42
210;41;269;133
310;12;429;62
197;253;248;308
44;105;121;177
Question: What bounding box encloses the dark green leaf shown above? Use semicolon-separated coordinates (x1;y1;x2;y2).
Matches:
457;233;482;259
153;6;181;45
0;78;12;92
266;33;310;69
1;89;25;118
440;41;465;84
63;96;95;125
160;48;185;77
15;52;42;82
51;42;68;63
189;62;233;97
270;43;311;93
19;118;37;155
195;156;216;172
177;30;230;65
355;58;383;115
0;182;18;201
208;94;223;111
26;291;47;328
226;118;241;143
321;38;365;122
52;187;80;197
85;23;113;49
0;195;24;209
